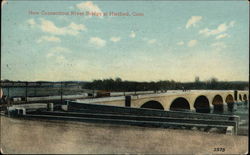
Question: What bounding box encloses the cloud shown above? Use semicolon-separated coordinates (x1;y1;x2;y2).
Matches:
39;18;87;36
46;47;71;63
215;33;229;40
89;37;106;48
54;55;68;63
110;37;121;42
186;16;202;29
147;39;157;44
229;21;235;27
76;1;103;18
199;21;235;36
47;47;71;57
211;42;226;49
129;31;136;38
37;36;61;43
142;38;157;45
68;22;86;31
177;41;184;46
187;40;197;47
27;18;36;28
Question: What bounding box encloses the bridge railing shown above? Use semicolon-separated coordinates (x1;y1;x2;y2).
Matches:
67;101;238;119
6;102;239;135
66;101;239;134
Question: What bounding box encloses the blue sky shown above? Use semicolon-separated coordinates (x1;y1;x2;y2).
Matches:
1;0;249;82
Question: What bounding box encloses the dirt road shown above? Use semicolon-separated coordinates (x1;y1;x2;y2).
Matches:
0;116;248;154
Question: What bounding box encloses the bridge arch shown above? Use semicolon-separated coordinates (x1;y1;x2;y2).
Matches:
239;94;242;101
194;95;210;113
140;100;164;110
212;95;223;113
243;94;247;101
170;97;190;111
225;94;234;112
243;94;248;104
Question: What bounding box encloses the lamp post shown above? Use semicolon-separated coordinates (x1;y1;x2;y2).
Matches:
25;82;28;103
60;81;63;104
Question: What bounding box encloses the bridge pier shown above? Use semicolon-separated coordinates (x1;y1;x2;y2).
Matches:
47;103;54;112
190;107;196;111
223;103;228;113
209;105;213;113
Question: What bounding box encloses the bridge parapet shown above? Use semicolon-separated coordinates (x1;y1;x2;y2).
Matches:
73;90;248;113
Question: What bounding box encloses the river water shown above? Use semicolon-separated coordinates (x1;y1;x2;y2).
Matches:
229;102;249;135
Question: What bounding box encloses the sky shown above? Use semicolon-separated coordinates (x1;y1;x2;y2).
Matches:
1;0;249;82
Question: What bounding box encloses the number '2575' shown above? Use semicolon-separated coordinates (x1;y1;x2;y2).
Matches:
214;148;225;152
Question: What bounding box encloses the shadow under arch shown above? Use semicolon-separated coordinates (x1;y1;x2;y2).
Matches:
140;100;164;110
194;95;210;113
243;94;247;101
239;94;242;101
170;97;190;111
225;94;234;112
212;95;224;113
243;94;248;105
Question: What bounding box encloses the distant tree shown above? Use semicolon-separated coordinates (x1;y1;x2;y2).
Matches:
207;77;219;89
2;79;11;82
195;76;200;83
82;77;248;92
115;77;122;82
210;77;218;83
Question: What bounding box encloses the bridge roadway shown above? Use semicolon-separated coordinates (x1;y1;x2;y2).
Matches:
75;90;249;113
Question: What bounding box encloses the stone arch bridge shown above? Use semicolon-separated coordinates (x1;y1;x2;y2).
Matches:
76;90;249;113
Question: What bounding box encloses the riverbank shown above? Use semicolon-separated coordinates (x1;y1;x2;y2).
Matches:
0;116;248;154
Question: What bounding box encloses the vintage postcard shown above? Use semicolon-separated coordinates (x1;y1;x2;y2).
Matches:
0;0;249;154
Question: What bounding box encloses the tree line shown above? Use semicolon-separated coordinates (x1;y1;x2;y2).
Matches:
84;77;249;92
